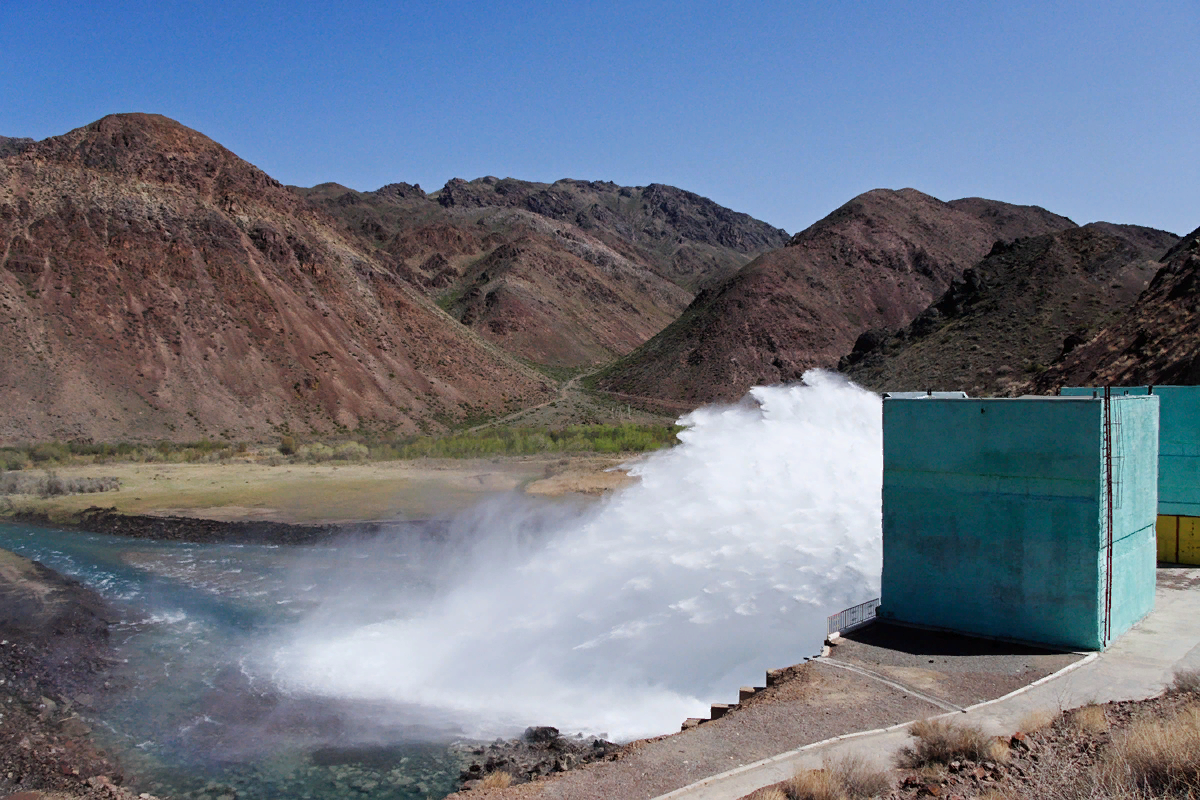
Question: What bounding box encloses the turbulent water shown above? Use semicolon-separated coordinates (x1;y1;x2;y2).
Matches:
0;370;883;797
273;370;884;740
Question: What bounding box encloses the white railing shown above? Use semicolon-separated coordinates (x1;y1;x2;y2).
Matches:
827;598;880;635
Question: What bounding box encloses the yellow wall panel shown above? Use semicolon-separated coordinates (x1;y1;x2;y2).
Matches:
1181;516;1200;566
1158;515;1179;562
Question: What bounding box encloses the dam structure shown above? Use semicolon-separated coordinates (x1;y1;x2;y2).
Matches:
879;393;1159;651
1062;386;1200;565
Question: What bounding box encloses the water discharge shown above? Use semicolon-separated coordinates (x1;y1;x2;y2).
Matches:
272;370;884;740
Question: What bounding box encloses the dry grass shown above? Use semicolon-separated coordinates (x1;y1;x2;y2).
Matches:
783;754;892;800
746;789;788;800
897;718;1009;768
1069;704;1109;734
785;769;844;800
1098;705;1200;796
0;458;574;523
0;471;120;497
826;753;891;798
479;770;514;789
1018;708;1058;733
1172;668;1200;694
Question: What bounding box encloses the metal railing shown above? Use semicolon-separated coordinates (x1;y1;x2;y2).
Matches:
827;598;880;635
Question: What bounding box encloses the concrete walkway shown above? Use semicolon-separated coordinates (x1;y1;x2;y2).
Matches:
654;568;1200;800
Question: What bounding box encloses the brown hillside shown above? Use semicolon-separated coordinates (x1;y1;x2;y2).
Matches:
1034;224;1200;389
432;177;789;290
296;178;786;367
594;189;1075;404
0;136;34;158
843;223;1178;396
0;114;554;444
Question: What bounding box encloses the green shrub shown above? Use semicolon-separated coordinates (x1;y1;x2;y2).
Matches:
373;423;682;460
279;435;296;456
333;441;368;461
0;449;27;471
29;442;70;463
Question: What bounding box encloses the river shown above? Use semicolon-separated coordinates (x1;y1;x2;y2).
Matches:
0;519;469;800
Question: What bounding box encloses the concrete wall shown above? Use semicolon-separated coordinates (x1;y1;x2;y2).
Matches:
1106;395;1159;639
881;395;1157;651
1062;387;1200;516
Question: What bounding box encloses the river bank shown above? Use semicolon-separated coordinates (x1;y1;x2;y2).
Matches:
0;547;159;800
0;455;635;532
8;508;342;546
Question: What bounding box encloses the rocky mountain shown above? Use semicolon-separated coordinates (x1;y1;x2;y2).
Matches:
843;224;1179;396
431;177;789;289
295;178;788;367
1034;225;1200;389
592;188;1075;404
0;137;34;158
0;114;556;444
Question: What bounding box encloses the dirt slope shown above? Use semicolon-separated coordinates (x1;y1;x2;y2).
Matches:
844;223;1178;396
1035;223;1200;389
297;178;788;367
594;189;1074;404
0;114;554;444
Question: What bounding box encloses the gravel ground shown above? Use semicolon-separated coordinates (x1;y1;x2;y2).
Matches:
450;626;1090;800
446;661;944;800
828;623;1083;708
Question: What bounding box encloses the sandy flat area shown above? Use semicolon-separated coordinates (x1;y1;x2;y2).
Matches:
2;454;637;525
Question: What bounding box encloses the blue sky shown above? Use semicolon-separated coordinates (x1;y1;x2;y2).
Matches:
2;1;1196;235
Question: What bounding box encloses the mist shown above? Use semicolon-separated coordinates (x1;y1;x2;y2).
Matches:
267;370;883;741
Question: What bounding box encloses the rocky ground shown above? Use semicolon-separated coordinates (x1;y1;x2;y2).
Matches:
453;727;621;792
9;507;341;545
0;548;157;800
739;684;1200;799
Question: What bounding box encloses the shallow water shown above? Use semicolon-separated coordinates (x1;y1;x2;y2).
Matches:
0;520;469;800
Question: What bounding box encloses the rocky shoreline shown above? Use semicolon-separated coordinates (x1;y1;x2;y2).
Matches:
0;547;157;800
8;507;347;546
452;727;622;792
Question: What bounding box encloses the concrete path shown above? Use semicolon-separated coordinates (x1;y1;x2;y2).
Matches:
654;568;1200;800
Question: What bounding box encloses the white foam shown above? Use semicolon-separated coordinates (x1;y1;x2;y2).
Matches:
271;371;883;740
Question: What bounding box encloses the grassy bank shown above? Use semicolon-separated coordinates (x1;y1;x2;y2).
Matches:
0;423;682;469
0;454;637;525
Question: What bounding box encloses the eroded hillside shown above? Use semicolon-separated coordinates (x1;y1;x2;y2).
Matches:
594;189;1075;404
844;223;1179;395
0;114;555;443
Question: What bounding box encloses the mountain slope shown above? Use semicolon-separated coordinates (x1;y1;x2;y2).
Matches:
593;188;1075;404
842;224;1178;395
296;178;788;367
1034;224;1200;389
0;114;553;444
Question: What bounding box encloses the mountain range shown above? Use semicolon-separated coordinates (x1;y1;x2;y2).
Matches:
0;113;1194;443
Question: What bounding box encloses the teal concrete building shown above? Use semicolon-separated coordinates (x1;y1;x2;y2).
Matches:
1061;387;1200;516
1062;386;1200;564
880;394;1159;651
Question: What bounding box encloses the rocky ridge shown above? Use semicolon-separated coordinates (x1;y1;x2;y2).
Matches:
843;223;1179;395
296;177;788;368
1035;223;1200;389
594;188;1075;404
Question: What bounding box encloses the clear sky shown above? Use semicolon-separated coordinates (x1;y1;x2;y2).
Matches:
2;1;1196;236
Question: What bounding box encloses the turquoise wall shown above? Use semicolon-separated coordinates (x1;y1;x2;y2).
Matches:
881;395;1157;651
1062;386;1200;516
1105;395;1159;640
